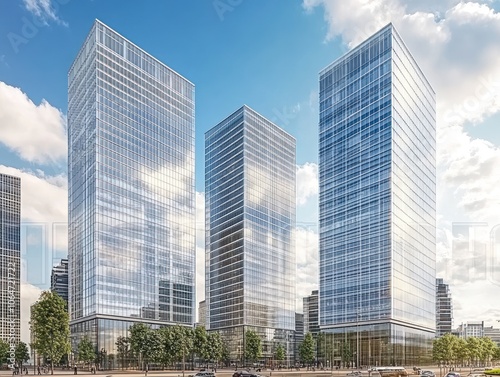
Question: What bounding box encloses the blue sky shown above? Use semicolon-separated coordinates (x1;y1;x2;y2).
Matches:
0;0;342;177
1;0;500;343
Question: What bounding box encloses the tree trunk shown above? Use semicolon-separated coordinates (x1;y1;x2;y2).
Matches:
51;360;54;375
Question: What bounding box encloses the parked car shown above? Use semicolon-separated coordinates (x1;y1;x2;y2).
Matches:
192;372;215;377
420;370;435;377
233;371;260;377
445;372;460;377
347;372;362;377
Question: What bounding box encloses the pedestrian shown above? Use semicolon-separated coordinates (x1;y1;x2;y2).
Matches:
145;364;148;376
73;366;77;375
37;366;41;376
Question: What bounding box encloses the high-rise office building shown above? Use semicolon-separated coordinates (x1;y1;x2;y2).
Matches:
68;20;195;360
294;313;304;364
303;290;319;336
436;278;452;337
0;173;21;344
51;258;69;306
205;105;296;365
318;23;436;365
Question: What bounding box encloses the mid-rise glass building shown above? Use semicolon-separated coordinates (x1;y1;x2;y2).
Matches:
68;20;195;365
318;24;436;365
436;278;452;337
0;173;21;345
51;258;69;306
205;105;296;366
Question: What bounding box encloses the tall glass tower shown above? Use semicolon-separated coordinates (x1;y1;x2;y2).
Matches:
318;24;436;365
68;20;195;363
0;173;21;345
205;105;296;365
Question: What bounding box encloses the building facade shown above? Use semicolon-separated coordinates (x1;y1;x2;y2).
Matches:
51;258;69;306
457;322;484;339
318;23;436;366
436;278;452;337
303;290;319;336
68;20;195;363
294;313;304;364
198;300;207;327
0;173;21;345
484;326;500;346
205;105;296;366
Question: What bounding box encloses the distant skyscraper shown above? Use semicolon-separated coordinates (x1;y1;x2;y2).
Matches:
68;20;195;361
51;258;69;305
303;290;319;336
436;278;452;337
318;23;436;365
205;105;296;364
0;173;21;344
198;300;207;327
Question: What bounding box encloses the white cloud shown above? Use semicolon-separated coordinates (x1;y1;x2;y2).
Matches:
297;162;318;206
23;0;67;26
304;0;500;325
0;82;67;165
20;282;43;345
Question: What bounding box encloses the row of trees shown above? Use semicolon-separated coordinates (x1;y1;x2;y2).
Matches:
0;339;30;370
115;323;226;370
433;333;500;368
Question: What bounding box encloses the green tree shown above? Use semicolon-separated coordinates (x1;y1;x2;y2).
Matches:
0;338;10;365
433;334;457;371
244;329;262;366
220;339;230;366
15;342;30;371
492;346;500;362
194;326;209;366
171;325;193;377
30;291;70;374
77;337;95;369
479;337;496;366
129;323;151;370
340;342;353;368
466;337;481;367
206;331;223;367
299;333;315;368
157;326;175;368
115;336;131;369
453;338;468;367
143;329;162;365
274;344;285;366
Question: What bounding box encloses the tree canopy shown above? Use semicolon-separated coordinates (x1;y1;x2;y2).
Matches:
30;291;70;374
244;329;262;365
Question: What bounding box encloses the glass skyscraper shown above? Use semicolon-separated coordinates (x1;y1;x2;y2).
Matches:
205;105;296;365
0;173;21;345
318;24;436;365
68;20;195;362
